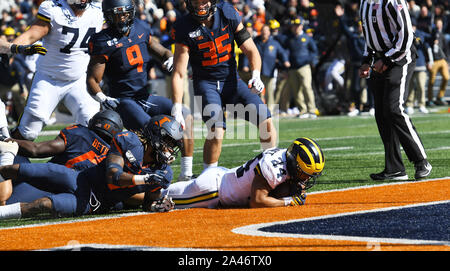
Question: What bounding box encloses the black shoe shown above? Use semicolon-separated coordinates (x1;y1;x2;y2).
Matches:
434;98;447;106
414;160;432;180
370;171;408;181
426;101;435;107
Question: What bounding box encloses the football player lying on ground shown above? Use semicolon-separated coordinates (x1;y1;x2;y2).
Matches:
0;110;124;205
0;115;181;219
160;137;325;208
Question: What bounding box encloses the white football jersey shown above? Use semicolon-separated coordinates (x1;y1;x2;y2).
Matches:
219;148;289;207
36;0;103;80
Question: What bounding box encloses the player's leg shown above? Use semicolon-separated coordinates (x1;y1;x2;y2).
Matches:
11;72;61;140
0;179;12;206
63;74;100;127
194;79;226;169
230;78;277;150
203;127;224;168
0;197;53;220
160;167;225;209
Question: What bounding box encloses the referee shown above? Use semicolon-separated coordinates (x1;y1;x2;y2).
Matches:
358;0;432;180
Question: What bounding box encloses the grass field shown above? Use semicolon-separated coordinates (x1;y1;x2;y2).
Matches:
1;106;449;229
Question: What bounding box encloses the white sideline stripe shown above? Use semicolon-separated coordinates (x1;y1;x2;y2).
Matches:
232;200;450;246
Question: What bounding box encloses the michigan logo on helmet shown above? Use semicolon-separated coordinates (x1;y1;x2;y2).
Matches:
185;0;218;21
102;0;136;35
286;137;325;189
143;115;183;165
88;109;124;143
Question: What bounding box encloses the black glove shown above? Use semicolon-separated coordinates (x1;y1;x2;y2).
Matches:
143;169;171;189
11;44;47;56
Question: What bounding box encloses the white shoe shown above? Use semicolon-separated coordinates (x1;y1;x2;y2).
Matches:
418;106;429;114
369;108;375;116
309;113;317;119
405;107;414;115
299;113;310;119
347;109;360;117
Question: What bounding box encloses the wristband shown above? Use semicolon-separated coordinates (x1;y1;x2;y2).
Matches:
10;44;18;54
94;92;107;102
251;69;260;79
282;197;293;206
172;103;183;113
132;174;147;185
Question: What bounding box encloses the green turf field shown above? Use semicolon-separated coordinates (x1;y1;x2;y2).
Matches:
2;107;449;227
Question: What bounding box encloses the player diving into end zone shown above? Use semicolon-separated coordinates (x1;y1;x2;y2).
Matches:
160;137;325;208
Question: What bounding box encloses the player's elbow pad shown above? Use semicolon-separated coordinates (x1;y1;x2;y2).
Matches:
235;28;251;47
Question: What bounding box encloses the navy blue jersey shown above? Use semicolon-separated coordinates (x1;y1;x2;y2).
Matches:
254;36;288;77
90;131;172;210
172;1;241;80
88;19;154;98
285;32;318;69
49;125;110;171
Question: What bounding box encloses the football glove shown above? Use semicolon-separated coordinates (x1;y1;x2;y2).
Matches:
171;103;185;129
11;44;47;56
150;195;175;212
290;193;307;206
162;56;173;73
248;70;264;94
94;92;120;110
142;168;171;190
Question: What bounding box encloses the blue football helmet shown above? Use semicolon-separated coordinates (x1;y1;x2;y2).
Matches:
102;0;135;35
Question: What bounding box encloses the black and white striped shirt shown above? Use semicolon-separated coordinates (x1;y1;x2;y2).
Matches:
359;0;414;63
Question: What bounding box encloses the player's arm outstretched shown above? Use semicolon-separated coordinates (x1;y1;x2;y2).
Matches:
10;18;49;56
9;135;66;158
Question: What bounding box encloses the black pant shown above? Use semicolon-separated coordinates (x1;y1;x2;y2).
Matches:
368;53;427;173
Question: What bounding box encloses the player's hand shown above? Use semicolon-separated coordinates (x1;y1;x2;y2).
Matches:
171;103;185;129
150;195;175;212
290;192;306;206
94;92;119;110
248;70;264;94
142;169;171;189
358;64;371;78
11;44;47;56
162;56;174;72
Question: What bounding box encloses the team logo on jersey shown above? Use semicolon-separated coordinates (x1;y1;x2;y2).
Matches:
189;29;202;39
125;150;137;164
106;38;119;47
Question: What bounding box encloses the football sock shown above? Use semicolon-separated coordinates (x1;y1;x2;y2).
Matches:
203;162;218;169
180;156;193;177
0;203;21;219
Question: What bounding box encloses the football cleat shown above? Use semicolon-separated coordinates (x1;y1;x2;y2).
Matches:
370;171;408;181
414;160;432;180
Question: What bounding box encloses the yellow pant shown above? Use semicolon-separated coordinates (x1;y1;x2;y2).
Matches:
427;58;449;100
281;65;317;114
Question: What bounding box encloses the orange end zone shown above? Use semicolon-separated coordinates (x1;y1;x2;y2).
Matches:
0;178;449;251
